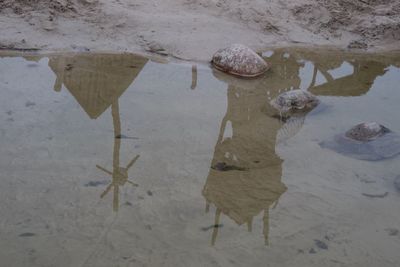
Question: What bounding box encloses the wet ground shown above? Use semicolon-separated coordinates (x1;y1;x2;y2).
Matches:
0;49;400;267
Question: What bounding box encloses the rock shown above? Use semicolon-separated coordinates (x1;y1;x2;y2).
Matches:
320;122;400;161
145;41;168;56
211;44;269;77
345;122;389;142
270;89;319;114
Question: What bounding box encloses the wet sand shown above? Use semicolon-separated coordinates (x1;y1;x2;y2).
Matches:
0;50;400;266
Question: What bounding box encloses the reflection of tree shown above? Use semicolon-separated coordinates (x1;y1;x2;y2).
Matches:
48;54;148;211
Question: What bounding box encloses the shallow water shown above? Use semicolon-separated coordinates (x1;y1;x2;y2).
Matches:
0;49;400;267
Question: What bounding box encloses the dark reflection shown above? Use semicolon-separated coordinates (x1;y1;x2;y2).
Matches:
48;54;148;211
202;50;395;245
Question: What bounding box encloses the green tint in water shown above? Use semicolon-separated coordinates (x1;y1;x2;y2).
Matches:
0;50;400;267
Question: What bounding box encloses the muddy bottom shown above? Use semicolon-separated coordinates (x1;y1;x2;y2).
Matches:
0;49;400;267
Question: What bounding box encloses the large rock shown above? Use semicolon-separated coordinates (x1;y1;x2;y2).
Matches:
212;44;269;77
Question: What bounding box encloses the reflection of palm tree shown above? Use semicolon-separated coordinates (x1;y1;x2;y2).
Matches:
96;101;140;212
48;53;148;211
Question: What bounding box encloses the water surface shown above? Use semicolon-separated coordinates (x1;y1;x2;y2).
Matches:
0;49;400;267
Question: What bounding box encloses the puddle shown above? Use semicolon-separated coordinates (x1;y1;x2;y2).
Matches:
1;50;400;266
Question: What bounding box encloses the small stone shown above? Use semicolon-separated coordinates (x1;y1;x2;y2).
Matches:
145;41;168;56
84;180;109;187
19;232;35;237
25;101;36;107
385;228;399;236
201;224;224;231
314;239;328;250
394;176;400;192
212;44;269;77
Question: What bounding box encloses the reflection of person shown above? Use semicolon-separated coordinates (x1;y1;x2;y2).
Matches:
309;60;387;96
303;54;388;97
267;51;303;93
48;54;148;211
202;83;287;246
203;49;391;245
202;53;303;245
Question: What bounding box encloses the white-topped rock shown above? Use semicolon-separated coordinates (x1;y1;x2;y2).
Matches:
212;44;269;78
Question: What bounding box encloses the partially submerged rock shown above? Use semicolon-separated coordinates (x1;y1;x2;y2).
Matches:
270;89;319;114
212;44;269;78
320;122;400;161
345;122;389;141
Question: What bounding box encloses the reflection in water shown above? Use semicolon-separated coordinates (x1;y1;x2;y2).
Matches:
32;50;399;242
202;51;304;246
202;83;286;246
48;54;148;211
202;50;394;245
307;56;387;96
2;50;400;266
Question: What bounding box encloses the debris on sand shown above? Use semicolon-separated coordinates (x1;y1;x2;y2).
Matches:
314;239;328;250
362;192;389;198
211;162;248;172
394;175;400;192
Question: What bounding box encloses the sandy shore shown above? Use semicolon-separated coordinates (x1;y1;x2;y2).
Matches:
1;0;399;61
